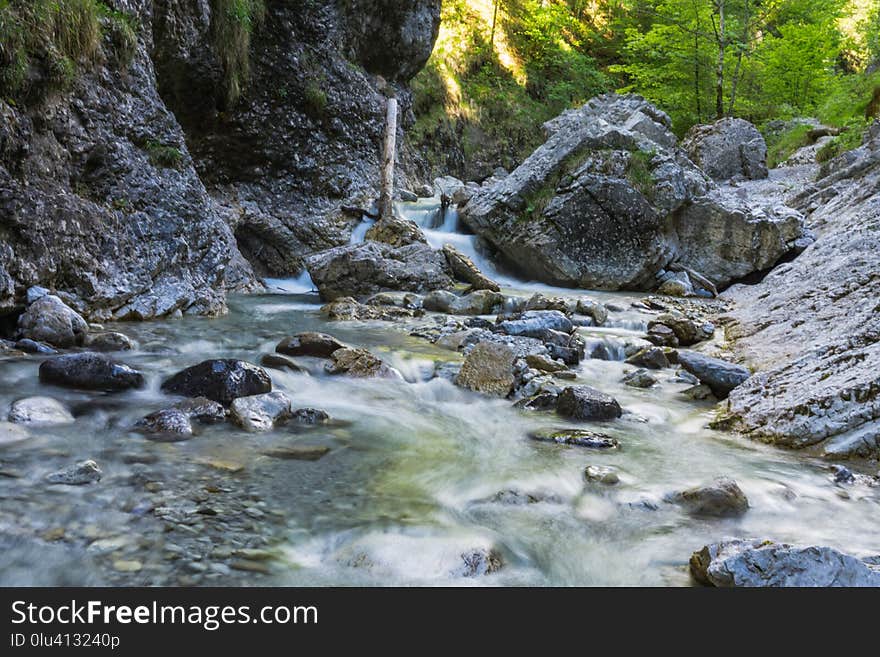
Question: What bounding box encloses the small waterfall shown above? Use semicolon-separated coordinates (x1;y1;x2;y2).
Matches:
263;270;316;295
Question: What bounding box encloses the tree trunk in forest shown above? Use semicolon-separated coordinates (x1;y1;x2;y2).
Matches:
491;0;500;46
714;0;726;119
727;0;749;116
378;97;398;220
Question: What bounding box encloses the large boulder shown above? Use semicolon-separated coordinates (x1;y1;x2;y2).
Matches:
305;241;453;300
230;392;293;432
460;94;806;291
17;295;88;348
668;477;749;517
677;351;750;399
161;359;272;405
556;386;622;421
690;539;880;587
682;118;769;181
39;354;146;392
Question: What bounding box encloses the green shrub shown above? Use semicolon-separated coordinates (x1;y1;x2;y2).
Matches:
0;0;138;100
210;0;265;108
303;81;327;118
144;139;183;169
765;123;813;168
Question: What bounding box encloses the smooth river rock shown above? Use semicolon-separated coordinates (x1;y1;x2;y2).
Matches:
39;353;146;392
676;351;750;399
276;332;348;359
669;477;749;517
161;359;272;405
17;295;88;348
556;386;622;421
230;392;293;432
8;397;75;426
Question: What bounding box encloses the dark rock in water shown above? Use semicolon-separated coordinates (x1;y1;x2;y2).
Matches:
546;343;581;366
134;409;193;440
649;312;711;346
455;342;516;397
82;332;135;352
529;428;619;450
690;539;880;587
441;244;500;292
325;348;400;379
17;295;88;348
46;460;102;485
556;386;622;421
625;347;670;370
584;465;620;485
682;384;715;401
677;351;750;399
15;339;57;355
623;369;658;388
645;324;679;348
455;548;503;577
669;477;749;517
276;332;348;358
261;445;330;461
479;489;563;505
161;359;272;405
831;464;855;484
514;391;559;411
8;396;74;426
290;408;330;424
39;353;146;392
260;354;305;373
230;392;293;432
525;353;568;373
305;241;453;301
173;397;227;423
496;311;573;338
682;118;769;181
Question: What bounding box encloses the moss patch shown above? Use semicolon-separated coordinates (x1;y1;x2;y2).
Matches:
210;0;265;108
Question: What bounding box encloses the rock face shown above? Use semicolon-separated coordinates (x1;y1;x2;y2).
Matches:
682;118;769;181
161;360;272;405
39;354;146;392
718;131;880;459
460;94;806;291
152;1;441;278
677;351;750;400
690;539;880;587
16;296;88;347
0;2;256;320
556;386;622;421
305;242;453;300
456;342;517;397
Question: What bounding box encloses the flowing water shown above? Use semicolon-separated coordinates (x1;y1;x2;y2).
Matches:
1;198;878;586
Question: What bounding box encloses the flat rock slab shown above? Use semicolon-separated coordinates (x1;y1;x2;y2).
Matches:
530;428;619;450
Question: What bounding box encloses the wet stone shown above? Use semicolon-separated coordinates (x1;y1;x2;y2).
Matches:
46;460;102;486
529;428;620;450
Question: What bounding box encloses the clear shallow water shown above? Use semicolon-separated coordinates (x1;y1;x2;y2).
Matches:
1;199;877;586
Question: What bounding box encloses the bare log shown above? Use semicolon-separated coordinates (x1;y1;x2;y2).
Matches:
378;97;398;220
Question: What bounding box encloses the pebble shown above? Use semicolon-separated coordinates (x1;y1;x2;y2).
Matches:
113;559;143;573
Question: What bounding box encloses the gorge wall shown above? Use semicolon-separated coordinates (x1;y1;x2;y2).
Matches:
0;0;442;321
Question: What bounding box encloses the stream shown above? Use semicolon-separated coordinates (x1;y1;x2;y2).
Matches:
1;198;878;586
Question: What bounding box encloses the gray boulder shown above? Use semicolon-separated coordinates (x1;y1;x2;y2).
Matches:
230;392;293;432
456;342;516;397
682;118;769;181
556;386;622;421
82;331;135;352
691;539;880;587
39;354;146;392
161;359;272;405
8;397;74;426
363;215;428;247
46;460;102;486
276;332;348;359
441;244;500;292
677;351;750;399
305;241;453;300
461;94;806;291
422;289;505;315
325;348;400;379
134;409;194;439
669;477;749;517
497;311;573;338
17;295;88;348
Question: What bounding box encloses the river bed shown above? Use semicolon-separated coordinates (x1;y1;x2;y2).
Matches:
0;199;877;586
